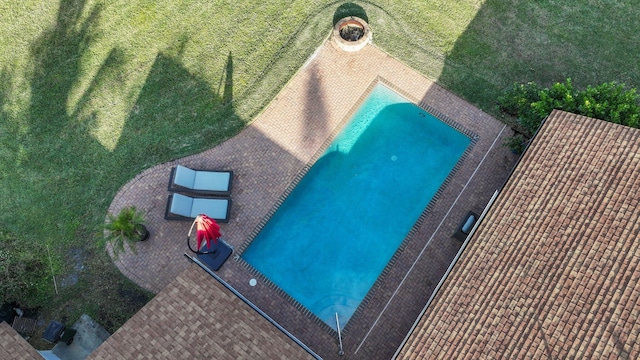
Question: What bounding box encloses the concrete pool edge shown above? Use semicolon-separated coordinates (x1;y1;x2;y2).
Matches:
236;78;480;334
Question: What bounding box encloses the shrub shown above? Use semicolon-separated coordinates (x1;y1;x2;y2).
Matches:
497;81;541;117
577;82;640;128
498;79;640;138
102;206;147;258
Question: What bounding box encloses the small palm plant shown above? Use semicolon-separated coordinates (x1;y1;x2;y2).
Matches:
103;206;149;258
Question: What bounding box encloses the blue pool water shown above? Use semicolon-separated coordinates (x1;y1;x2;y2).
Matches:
242;84;470;330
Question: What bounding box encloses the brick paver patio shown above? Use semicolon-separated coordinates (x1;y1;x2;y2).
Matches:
108;40;518;359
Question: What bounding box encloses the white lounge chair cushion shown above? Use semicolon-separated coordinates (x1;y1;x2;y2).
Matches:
193;171;230;192
170;193;229;219
173;166;196;188
174;165;231;192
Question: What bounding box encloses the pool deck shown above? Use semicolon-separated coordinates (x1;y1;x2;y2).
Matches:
109;40;518;359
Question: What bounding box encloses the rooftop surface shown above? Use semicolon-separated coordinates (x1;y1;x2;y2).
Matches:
104;40;517;359
0;321;43;360
396;110;640;359
88;266;317;360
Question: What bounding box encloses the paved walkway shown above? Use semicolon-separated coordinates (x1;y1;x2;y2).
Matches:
108;40;518;359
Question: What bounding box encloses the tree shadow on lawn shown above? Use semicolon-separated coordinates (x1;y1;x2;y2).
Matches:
1;0;241;338
436;0;640;113
114;51;241;170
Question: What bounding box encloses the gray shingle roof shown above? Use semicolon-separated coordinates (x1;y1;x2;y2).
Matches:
0;321;42;360
89;264;316;360
396;110;640;359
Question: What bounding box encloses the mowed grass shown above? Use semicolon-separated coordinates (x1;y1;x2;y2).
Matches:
0;0;331;341
1;0;639;345
368;0;640;113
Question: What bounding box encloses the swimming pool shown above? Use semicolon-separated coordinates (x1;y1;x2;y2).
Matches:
242;83;471;330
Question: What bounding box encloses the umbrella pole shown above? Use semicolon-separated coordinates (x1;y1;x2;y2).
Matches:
187;218;198;239
187;217;200;253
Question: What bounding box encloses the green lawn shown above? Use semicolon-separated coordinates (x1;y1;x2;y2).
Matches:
1;0;638;346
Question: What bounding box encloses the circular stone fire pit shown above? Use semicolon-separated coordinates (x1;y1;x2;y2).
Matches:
333;17;371;52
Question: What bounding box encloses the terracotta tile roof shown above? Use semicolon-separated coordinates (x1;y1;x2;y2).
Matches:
88;264;316;360
396;110;640;359
0;321;42;359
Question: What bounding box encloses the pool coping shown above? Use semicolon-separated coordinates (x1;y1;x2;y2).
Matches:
235;75;479;336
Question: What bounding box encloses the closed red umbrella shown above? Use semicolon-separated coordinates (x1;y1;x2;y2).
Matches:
187;214;221;253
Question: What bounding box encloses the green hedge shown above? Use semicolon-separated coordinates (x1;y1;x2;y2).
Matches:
498;79;640;139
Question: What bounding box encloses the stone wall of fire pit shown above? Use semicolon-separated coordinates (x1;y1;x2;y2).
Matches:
333;17;371;52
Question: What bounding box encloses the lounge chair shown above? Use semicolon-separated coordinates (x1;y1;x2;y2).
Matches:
168;165;233;196
165;193;231;222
